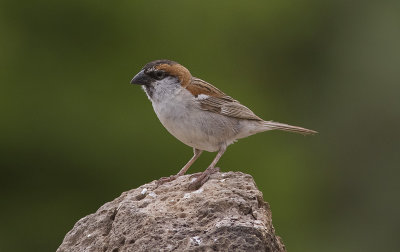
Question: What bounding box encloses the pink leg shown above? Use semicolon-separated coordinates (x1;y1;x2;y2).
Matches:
157;148;203;185
188;146;226;190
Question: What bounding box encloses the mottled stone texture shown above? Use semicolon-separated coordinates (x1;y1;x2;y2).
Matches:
57;172;286;252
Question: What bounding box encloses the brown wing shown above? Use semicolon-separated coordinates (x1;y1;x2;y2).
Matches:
187;78;263;121
199;96;263;121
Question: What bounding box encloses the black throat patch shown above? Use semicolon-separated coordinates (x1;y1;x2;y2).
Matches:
143;84;155;99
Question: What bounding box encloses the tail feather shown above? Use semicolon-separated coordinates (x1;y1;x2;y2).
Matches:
263;121;317;135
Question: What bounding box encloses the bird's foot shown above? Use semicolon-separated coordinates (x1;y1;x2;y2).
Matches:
188;172;203;180
188;167;220;190
157;174;179;186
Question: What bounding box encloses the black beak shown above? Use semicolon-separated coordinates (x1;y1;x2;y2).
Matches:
130;70;151;85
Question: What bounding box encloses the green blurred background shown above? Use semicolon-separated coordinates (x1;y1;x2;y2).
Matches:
1;0;399;251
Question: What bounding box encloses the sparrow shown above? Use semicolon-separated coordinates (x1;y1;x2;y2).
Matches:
130;59;317;190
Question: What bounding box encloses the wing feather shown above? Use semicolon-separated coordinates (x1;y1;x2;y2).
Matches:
186;78;317;134
186;78;262;121
199;97;262;120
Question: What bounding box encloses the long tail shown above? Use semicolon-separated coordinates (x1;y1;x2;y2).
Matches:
263;121;317;135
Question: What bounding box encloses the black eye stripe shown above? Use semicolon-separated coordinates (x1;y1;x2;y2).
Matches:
147;70;166;80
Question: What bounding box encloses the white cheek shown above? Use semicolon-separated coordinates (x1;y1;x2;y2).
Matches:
151;77;181;102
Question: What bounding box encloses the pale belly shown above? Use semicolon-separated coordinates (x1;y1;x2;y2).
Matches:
152;100;240;152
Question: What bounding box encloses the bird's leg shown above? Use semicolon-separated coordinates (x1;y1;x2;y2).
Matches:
188;146;226;190
157;148;203;185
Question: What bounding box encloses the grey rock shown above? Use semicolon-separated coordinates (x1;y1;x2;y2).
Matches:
57;172;286;252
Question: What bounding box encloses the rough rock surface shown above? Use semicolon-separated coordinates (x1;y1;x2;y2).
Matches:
57;172;286;252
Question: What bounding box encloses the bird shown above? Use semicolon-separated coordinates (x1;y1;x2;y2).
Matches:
130;59;317;190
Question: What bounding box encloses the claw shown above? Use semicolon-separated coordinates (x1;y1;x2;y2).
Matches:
157;174;178;186
188;172;203;180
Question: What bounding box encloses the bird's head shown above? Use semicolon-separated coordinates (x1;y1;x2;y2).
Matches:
130;59;192;101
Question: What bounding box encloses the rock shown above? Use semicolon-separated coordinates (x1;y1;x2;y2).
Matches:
57;172;286;252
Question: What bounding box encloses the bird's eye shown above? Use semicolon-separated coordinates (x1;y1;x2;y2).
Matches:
154;71;165;80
